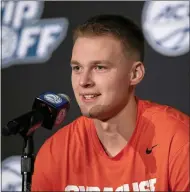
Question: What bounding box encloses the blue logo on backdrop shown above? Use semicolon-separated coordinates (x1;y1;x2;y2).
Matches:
142;1;189;57
1;1;69;68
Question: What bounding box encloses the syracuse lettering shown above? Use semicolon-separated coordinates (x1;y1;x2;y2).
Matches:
65;178;157;192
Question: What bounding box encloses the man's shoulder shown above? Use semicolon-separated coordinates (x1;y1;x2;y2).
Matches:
139;99;189;150
50;116;91;139
140;99;189;127
41;116;91;149
36;116;92;159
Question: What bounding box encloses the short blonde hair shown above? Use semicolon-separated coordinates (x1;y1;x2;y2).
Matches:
73;14;144;62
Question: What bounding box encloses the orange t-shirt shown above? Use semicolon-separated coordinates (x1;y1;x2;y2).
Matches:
31;99;189;191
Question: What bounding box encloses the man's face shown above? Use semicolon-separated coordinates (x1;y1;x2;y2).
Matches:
71;35;133;120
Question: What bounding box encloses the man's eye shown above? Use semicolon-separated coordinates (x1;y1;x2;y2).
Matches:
72;66;80;71
95;66;107;70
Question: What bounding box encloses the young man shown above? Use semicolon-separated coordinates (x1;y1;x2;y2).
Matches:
31;15;189;192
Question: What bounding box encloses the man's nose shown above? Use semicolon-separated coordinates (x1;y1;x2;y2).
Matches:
79;70;94;88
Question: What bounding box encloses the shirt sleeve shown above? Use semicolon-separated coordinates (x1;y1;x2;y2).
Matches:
169;142;190;191
31;138;54;191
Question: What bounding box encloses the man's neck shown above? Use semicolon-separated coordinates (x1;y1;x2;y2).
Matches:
93;95;138;157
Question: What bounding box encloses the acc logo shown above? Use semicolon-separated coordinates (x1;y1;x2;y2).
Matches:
1;1;69;68
142;1;189;57
1;156;22;191
44;93;63;104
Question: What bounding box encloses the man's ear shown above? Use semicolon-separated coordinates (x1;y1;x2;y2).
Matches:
130;61;145;86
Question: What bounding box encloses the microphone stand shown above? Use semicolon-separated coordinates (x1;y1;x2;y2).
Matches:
19;112;42;192
21;134;35;192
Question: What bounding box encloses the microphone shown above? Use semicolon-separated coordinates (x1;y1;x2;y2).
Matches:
2;92;70;136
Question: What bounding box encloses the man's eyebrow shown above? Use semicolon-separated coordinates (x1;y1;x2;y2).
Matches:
90;60;112;65
70;60;80;65
71;60;112;65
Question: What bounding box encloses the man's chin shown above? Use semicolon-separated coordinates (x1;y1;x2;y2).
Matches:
81;110;97;119
80;105;110;121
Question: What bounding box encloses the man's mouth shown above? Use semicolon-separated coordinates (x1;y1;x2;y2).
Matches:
80;93;101;101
